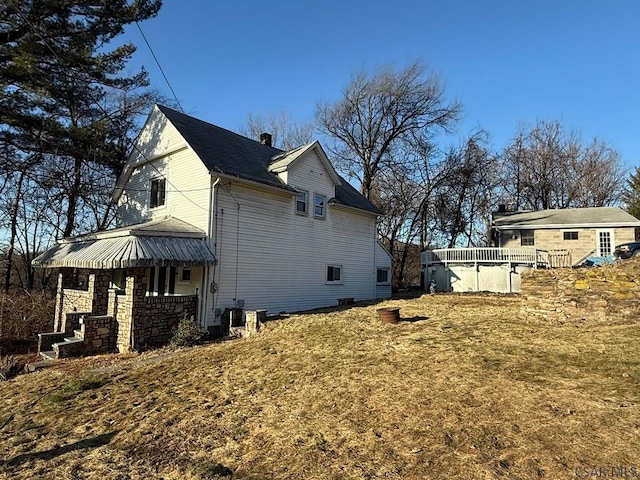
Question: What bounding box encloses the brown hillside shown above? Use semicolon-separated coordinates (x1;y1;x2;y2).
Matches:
1;291;639;479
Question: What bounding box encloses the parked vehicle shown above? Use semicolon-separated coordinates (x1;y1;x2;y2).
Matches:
613;241;640;259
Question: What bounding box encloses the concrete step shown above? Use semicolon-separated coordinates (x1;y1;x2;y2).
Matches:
26;359;55;372
53;337;84;358
40;350;56;361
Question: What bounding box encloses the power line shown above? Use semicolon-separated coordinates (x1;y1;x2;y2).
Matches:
135;21;184;114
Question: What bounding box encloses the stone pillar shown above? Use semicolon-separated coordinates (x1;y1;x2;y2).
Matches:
54;272;65;332
81;315;116;355
92;270;112;315
245;309;266;337
117;268;146;352
107;288;118;318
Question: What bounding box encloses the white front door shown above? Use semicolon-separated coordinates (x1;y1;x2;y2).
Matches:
596;229;614;257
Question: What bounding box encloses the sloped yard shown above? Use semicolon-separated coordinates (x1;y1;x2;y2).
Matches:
0;292;639;479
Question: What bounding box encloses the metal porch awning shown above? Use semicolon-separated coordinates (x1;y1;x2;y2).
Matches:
32;218;216;269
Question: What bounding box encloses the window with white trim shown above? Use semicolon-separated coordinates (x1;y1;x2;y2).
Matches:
179;267;191;283
295;190;308;214
326;265;342;283
563;231;579;240
314;194;326;218
376;268;390;284
520;230;534;246
150;178;166;208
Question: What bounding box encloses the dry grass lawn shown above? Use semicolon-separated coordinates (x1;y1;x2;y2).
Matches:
1;293;639;479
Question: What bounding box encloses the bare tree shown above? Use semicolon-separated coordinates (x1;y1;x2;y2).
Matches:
239;111;315;150
432;131;500;247
501;120;624;210
316;61;461;200
570;139;624;207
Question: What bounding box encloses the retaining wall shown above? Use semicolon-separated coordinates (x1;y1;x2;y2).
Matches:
521;259;640;324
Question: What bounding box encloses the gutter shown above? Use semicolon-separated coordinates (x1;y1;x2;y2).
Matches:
494;222;640;230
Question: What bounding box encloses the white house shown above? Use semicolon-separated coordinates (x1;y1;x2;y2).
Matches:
33;105;391;353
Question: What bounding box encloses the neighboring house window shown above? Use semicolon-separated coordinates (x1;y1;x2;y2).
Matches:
520;230;534;246
314;194;326;218
376;268;390;284
295;190;308;214
150;178;166;208
326;265;342;283
563;231;579;240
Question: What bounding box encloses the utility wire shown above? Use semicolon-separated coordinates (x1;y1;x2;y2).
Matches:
135;21;185;114
14;9;208;213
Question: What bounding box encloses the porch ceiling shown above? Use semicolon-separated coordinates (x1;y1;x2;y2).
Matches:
32;235;216;269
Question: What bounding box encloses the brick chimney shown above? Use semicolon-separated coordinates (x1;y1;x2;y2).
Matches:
259;133;272;147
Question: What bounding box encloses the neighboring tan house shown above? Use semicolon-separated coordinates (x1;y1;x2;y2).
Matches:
33;104;391;357
492;206;640;266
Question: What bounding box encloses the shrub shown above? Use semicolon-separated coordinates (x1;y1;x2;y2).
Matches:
0;355;25;381
170;314;202;348
0;290;55;342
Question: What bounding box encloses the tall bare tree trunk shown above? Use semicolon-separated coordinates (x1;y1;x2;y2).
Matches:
4;170;25;293
63;156;83;237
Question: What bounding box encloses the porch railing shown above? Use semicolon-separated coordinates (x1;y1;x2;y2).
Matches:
423;247;549;268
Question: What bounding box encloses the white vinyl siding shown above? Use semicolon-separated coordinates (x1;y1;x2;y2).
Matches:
115;112;210;231
375;241;392;299
287;150;335;206
209;181;377;315
116;115;381;323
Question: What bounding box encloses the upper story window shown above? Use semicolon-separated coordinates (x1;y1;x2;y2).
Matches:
563;231;579;240
150;178;166;208
314;194;326;218
295;190;308;214
520;230;534;246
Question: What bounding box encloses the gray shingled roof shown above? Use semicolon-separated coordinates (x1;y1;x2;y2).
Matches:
493;207;640;229
157;105;291;191
157;105;382;215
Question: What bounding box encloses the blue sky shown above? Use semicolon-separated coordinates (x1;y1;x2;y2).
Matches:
121;0;640;168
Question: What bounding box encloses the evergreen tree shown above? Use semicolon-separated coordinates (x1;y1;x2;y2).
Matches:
0;0;162;292
1;0;162;236
623;166;640;220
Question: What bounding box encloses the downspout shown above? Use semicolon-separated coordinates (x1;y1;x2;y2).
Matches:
201;177;221;330
373;217;378;299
